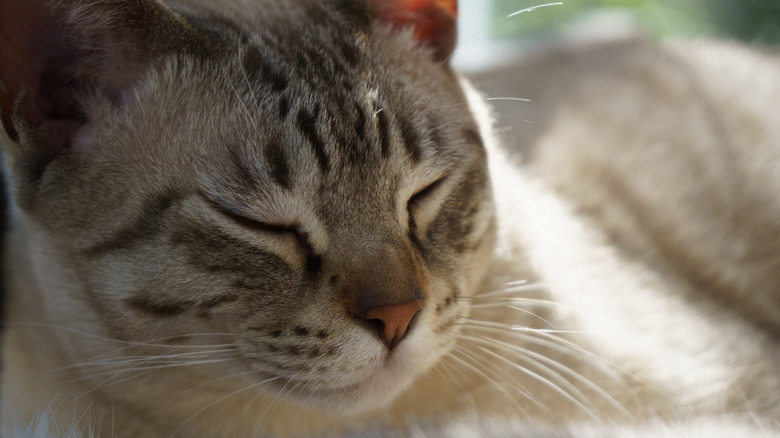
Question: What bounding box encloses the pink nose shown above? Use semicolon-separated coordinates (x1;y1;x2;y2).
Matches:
363;299;423;349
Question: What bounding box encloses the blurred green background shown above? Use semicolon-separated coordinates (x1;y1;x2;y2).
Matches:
491;0;780;46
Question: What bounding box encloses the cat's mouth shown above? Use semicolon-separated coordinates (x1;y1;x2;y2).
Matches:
284;336;434;413
302;357;413;412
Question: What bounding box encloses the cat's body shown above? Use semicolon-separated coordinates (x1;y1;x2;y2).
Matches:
1;0;779;437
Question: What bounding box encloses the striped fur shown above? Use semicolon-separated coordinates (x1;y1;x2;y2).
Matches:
1;0;495;436
2;1;780;437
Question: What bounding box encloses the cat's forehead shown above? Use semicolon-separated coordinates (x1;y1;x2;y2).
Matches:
182;6;478;213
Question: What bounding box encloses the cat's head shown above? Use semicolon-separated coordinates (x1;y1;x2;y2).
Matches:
0;0;495;412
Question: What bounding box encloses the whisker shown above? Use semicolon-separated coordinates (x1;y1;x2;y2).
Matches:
237;36;262;114
423;97;531;114
470;303;558;328
7;322;235;350
64;357;234;401
464;340;601;422
470;283;549;299
50;349;236;374
507;2;564;19
459;322;626;383
484;97;532;103
172;376;281;436
441;1;564;66
227;81;259;130
159;369;262;411
254;372;303;429
461;334;632;418
467;298;568;309
450;345;543;412
458;317;588;335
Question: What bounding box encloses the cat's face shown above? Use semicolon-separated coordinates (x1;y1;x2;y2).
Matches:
1;0;494;412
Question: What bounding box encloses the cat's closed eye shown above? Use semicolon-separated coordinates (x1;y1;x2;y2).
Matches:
407;175;447;232
210;200;315;257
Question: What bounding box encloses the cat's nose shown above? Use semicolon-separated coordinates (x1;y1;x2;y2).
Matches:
362;299;423;350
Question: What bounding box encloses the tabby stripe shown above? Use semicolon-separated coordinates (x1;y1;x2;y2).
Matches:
263;139;292;189
171;226;295;280
333;0;372;34
427;168;487;253
84;193;179;256
127;296;187;317
127;293;238;318
229;148;260;189
355;106;367;140
296;108;330;173
278;96;290;120
243;45;288;93
398;116;422;163
337;37;361;68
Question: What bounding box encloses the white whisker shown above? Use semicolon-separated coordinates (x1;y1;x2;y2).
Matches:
507;2;564;19
450;345;544;412
172;376;281;436
466;340;601;422
461;334;632;419
485;97;531;102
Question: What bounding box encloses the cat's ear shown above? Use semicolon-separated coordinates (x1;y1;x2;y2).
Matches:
374;0;458;62
0;0;206;168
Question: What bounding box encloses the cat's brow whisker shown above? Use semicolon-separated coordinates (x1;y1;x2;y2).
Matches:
224;75;260;132
440;1;564;66
507;2;564;19
422;96;530;114
484;97;532;103
493;113;537;124
237;36;262;113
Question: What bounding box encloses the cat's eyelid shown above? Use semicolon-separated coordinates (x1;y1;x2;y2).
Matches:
205;197;295;235
409;174;448;205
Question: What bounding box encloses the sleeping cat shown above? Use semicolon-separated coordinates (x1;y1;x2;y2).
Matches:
1;0;779;437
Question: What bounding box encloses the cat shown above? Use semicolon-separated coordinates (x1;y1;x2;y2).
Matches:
1;0;779;437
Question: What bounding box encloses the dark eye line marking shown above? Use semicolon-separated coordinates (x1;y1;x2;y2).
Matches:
407;175;448;231
205;197;316;256
408;175;447;211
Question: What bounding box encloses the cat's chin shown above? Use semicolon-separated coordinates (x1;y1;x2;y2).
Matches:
294;343;444;415
304;366;410;414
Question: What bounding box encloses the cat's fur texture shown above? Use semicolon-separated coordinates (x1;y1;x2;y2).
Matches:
1;0;779;437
